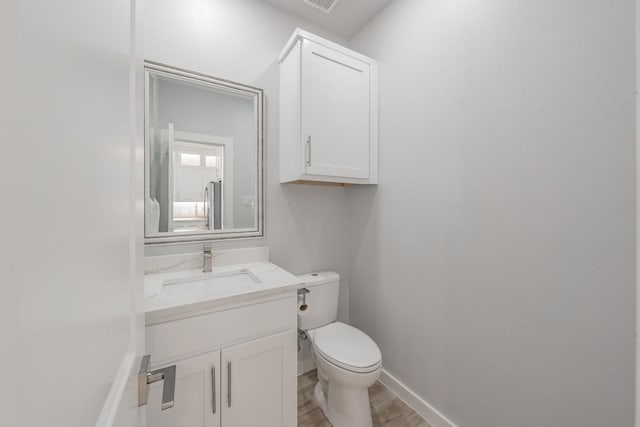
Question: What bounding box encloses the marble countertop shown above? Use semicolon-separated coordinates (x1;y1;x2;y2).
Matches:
144;261;303;323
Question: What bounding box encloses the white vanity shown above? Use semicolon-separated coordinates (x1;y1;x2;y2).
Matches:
144;248;301;427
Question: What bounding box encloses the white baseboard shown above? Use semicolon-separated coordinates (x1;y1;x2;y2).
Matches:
379;369;457;427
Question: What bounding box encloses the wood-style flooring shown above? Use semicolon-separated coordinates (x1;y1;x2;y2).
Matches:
298;370;432;427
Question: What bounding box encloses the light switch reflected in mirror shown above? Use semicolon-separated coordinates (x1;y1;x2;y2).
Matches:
144;62;263;244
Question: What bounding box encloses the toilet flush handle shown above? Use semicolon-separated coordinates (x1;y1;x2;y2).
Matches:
298;288;310;311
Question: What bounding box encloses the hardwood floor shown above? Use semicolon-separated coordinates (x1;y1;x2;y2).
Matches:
298;370;432;427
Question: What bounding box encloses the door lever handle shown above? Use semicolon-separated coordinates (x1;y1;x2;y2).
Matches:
138;354;177;410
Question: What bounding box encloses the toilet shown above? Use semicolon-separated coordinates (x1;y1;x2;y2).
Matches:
297;272;382;427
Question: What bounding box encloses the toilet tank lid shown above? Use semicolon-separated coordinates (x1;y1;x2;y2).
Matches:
296;271;340;287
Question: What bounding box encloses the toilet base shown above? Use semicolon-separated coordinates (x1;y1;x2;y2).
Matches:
313;381;374;427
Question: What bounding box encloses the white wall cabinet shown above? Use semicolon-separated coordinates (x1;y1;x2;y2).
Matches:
279;29;378;185
146;295;297;427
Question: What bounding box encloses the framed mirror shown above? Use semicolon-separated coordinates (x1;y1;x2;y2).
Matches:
144;61;263;244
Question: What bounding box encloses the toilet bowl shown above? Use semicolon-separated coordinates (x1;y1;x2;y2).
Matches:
297;272;382;427
308;322;382;427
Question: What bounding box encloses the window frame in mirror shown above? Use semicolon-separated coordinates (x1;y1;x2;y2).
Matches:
143;61;264;245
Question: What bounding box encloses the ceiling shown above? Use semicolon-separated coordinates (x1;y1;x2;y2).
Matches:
260;0;392;38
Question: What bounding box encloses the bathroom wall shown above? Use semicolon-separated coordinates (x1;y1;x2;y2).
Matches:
4;0;141;425
0;2;17;424
348;0;635;426
144;0;352;321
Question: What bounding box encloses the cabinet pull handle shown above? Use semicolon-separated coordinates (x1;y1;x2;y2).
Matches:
306;136;311;166
211;367;216;414
227;361;232;407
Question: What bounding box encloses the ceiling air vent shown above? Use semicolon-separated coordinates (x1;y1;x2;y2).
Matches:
303;0;339;14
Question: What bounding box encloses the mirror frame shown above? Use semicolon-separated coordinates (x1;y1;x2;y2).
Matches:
144;61;264;245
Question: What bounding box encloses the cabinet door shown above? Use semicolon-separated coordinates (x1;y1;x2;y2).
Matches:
147;351;221;427
301;40;371;179
221;331;297;427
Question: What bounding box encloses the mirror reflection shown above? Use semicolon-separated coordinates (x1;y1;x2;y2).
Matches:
145;62;263;243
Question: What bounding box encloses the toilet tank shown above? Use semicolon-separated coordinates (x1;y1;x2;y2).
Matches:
297;271;340;331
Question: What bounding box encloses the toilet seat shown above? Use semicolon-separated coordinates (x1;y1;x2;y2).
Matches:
312;322;382;374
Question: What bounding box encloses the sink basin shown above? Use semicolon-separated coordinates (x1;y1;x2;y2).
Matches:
161;269;262;300
144;257;305;316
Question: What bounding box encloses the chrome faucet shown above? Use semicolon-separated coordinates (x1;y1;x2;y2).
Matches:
203;243;213;273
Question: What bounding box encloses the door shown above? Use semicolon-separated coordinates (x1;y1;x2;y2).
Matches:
6;1;146;427
148;351;221;427
301;40;371;179
221;331;297;427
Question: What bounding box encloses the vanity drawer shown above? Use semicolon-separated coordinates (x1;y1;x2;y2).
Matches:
147;295;297;364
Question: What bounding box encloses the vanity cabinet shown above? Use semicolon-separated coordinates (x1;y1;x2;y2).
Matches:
147;350;221;427
146;294;297;427
279;28;378;185
222;332;296;427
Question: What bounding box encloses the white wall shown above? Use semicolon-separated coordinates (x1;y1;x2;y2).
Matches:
0;2;18;425
348;1;635;426
4;1;141;426
637;1;640;423
144;0;352;321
